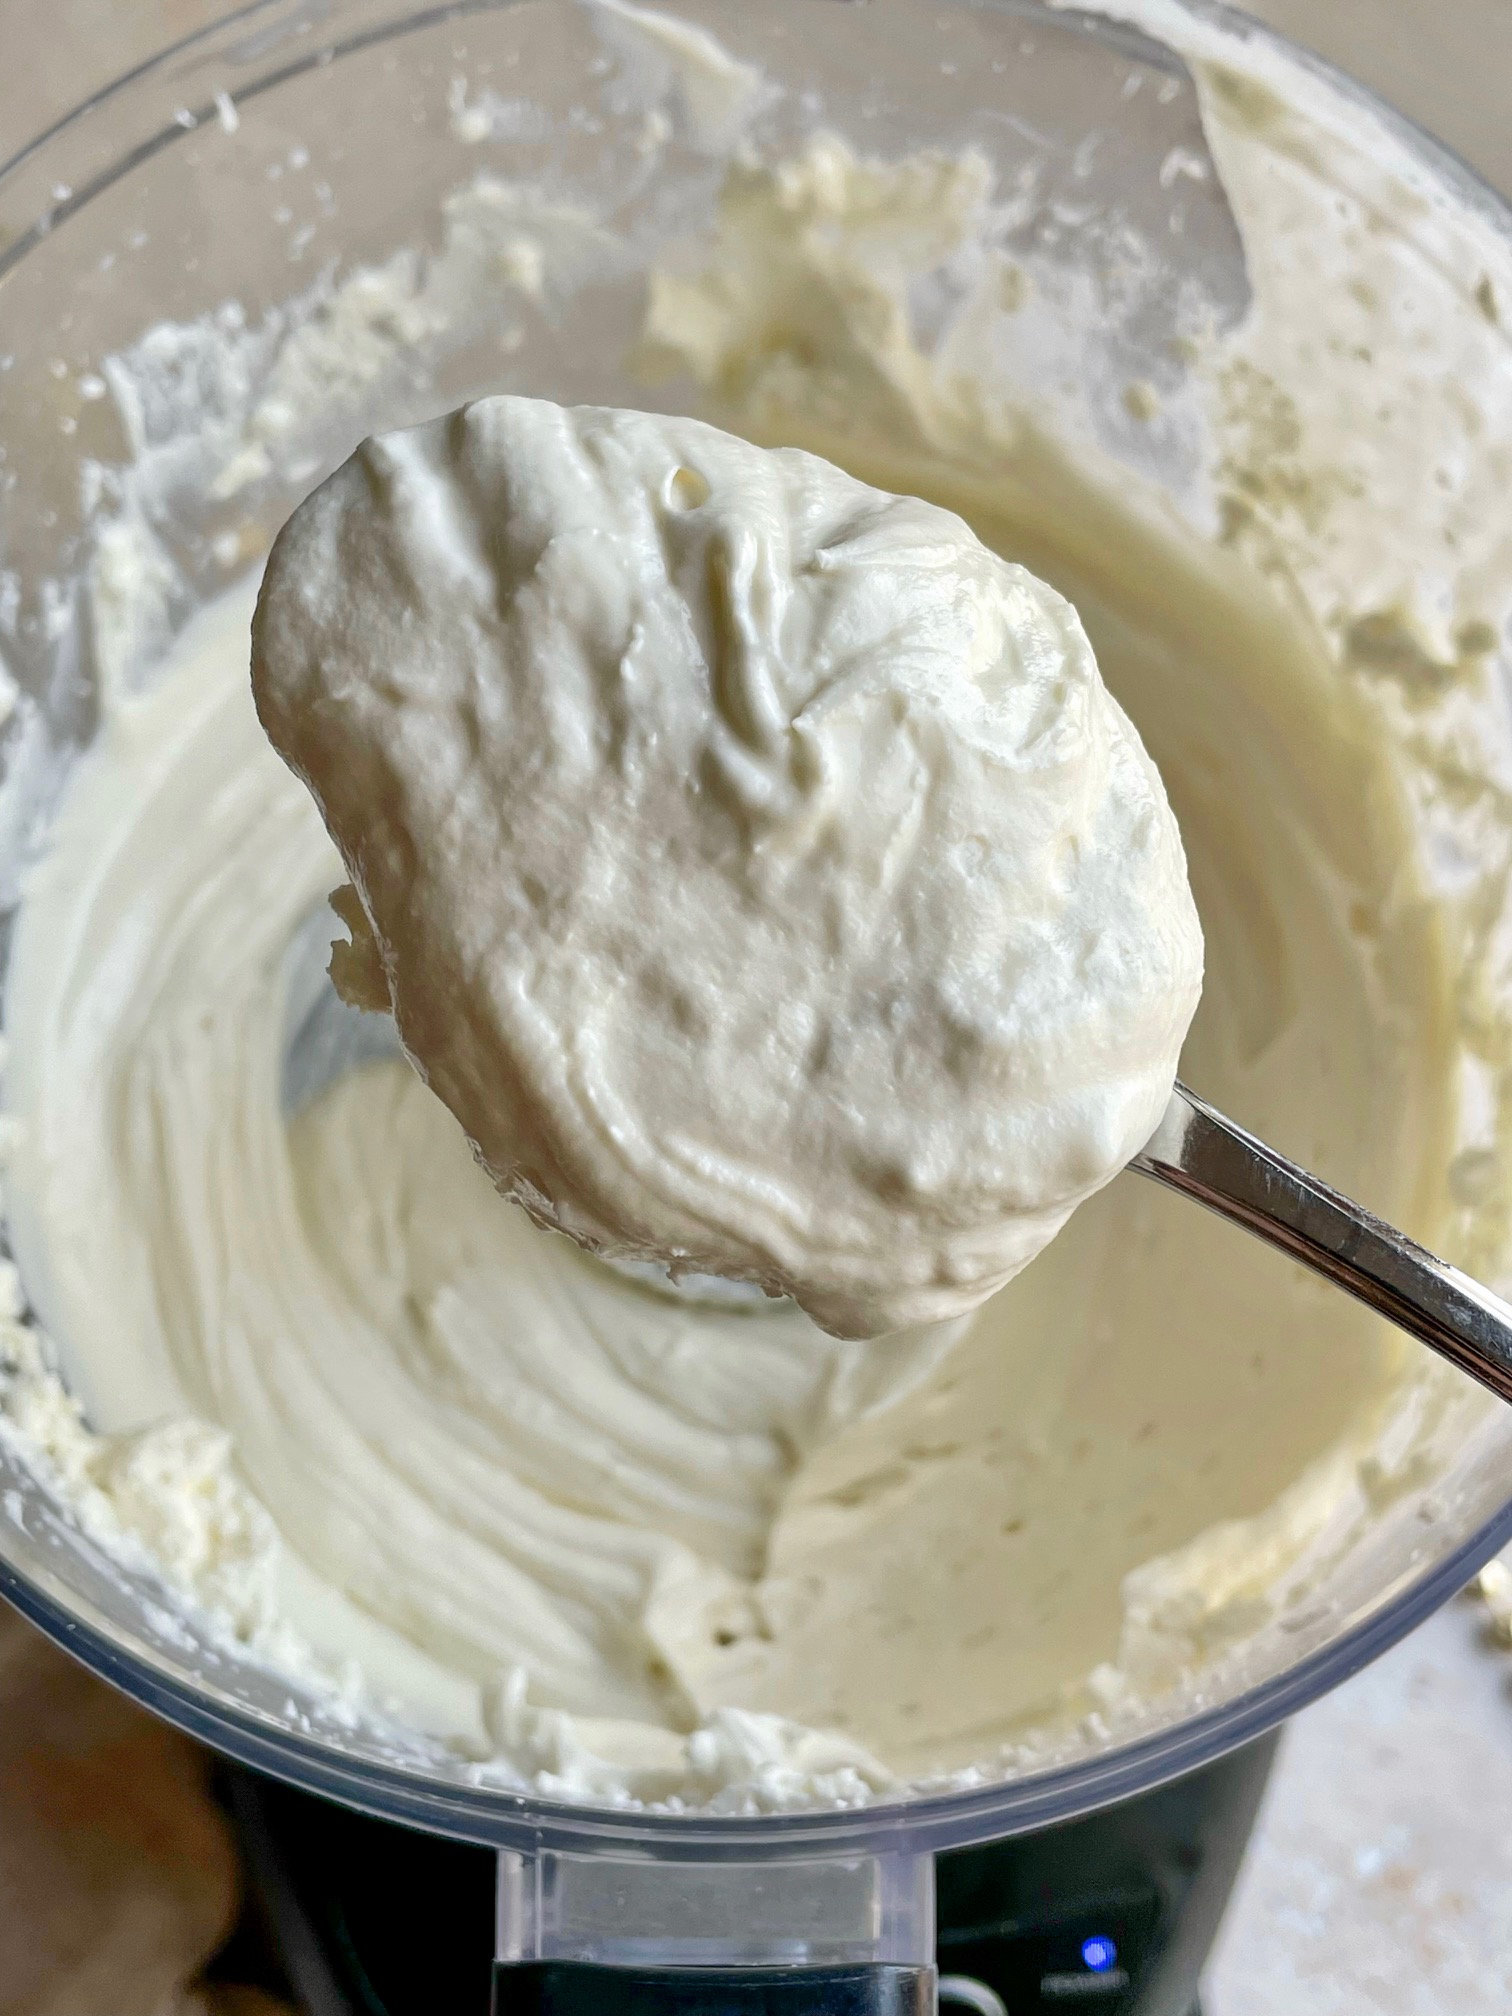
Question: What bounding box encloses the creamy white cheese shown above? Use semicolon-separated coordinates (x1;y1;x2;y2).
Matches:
251;398;1204;1337
3;0;1509;1816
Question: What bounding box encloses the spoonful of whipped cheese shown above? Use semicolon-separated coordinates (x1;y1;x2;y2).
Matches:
252;394;1205;1339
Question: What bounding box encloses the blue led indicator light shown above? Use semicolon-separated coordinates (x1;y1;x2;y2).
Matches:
1081;1936;1118;1974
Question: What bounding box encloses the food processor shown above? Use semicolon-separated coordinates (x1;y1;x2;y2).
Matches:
3;1;1512;2010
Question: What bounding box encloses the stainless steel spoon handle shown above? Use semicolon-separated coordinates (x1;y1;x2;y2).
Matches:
1131;1083;1512;1407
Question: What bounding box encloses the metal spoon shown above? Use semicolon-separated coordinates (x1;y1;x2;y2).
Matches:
1134;1084;1512;1406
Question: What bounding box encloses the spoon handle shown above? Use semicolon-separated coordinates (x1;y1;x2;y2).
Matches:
1131;1083;1512;1406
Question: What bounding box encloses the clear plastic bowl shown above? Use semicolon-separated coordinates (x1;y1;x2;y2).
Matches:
2;0;1511;1881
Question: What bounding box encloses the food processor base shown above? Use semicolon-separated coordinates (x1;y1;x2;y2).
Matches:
227;1731;1276;2015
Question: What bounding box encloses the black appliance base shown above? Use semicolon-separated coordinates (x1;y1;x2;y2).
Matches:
230;1730;1276;2016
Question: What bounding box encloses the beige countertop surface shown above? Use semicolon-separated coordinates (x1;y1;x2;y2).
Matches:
2;5;1511;2014
1209;1590;1512;2013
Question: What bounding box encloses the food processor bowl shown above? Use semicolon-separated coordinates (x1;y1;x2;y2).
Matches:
3;0;1512;2006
